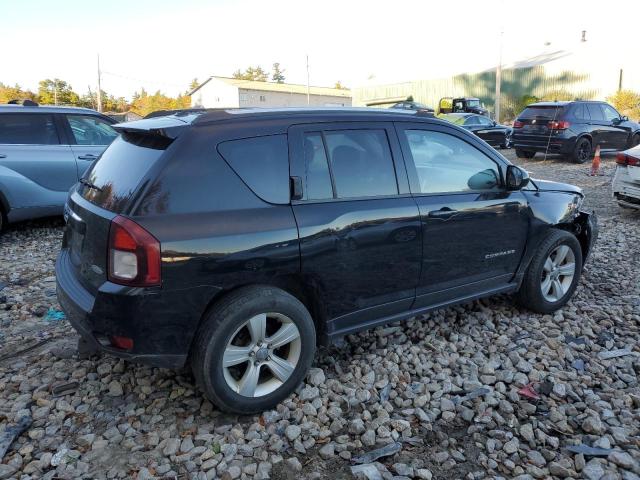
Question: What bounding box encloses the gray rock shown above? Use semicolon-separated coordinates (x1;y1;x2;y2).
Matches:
286;457;302;472
351;464;383;480
307;368;326;386
504;438;519;454
527;450;546;467
285;425;302;441
163;438;181;456
319;442;335;459
583;460;605;480
608;451;636;470
107;380;123;396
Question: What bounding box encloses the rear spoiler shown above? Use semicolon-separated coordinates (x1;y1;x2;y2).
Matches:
112;115;194;141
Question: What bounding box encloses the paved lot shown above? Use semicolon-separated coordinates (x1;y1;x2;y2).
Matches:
0;151;638;480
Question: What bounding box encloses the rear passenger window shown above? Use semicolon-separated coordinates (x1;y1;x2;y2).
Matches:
574;104;588;121
403;130;500;194
324;130;398;198
218;134;289;204
0;114;59;145
303;133;333;200
587;104;604;121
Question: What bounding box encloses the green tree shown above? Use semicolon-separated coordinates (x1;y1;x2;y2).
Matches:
130;89;190;117
232;66;268;82
38;78;79;105
188;78;200;94
0;83;37;103
271;63;285;83
607;89;640;121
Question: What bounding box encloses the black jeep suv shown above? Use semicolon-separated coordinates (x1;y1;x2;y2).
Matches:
56;108;597;413
512;101;640;163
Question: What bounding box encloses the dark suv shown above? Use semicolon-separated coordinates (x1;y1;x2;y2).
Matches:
512;101;640;163
56;108;597;413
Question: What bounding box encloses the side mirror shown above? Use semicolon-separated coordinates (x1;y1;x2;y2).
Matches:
506;165;530;190
612;117;621;125
492;121;497;126
622;115;629;122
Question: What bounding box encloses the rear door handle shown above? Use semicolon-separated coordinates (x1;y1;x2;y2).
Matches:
78;154;98;160
0;154;6;158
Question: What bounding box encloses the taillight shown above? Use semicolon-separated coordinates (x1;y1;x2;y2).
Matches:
513;120;524;128
548;120;570;130
108;216;161;287
617;152;640;166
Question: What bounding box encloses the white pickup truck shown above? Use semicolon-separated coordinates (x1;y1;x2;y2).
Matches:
613;145;640;210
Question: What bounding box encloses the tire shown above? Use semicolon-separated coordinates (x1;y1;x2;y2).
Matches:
516;149;535;159
502;132;512;149
191;285;316;414
572;137;592;164
516;229;583;314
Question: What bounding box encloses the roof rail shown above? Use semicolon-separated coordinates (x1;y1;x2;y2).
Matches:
7;99;39;106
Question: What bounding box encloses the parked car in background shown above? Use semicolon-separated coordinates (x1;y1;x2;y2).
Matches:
440;113;512;148
56;107;597;414
438;97;489;116
512;101;640;163
612;145;640;209
389;101;434;115
0;101;118;231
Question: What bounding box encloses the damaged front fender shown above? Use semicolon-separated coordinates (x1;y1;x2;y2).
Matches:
574;210;598;268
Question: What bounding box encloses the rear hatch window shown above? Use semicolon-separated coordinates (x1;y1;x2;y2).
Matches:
79;133;167;213
519;106;566;121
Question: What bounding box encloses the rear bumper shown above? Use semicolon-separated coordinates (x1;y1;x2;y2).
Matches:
612;167;640;208
56;248;208;369
512;131;575;154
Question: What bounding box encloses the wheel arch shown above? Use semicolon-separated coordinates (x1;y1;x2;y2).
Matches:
189;275;329;360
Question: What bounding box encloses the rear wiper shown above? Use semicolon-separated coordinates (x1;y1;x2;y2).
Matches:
79;178;103;193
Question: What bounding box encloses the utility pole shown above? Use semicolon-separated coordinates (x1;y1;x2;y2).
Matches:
306;55;310;106
619;68;623;91
494;30;503;123
97;54;103;112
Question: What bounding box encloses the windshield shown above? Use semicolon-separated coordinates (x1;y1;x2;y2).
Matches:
466;99;480;107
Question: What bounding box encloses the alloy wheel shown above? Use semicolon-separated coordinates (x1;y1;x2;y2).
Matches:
540;245;576;302
577;141;591;162
222;313;301;397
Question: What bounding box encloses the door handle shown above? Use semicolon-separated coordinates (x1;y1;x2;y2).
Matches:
78;154;98;160
0;154;6;158
428;208;459;220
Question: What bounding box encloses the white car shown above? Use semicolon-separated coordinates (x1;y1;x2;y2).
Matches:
613;145;640;210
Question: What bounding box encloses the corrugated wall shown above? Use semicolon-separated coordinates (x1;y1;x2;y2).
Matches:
354;66;597;120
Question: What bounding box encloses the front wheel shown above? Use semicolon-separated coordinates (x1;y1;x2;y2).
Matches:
191;286;316;414
516;230;583;314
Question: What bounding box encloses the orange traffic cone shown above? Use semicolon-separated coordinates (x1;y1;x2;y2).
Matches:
590;145;601;176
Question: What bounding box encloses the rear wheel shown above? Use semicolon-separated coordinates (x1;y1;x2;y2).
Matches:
516;149;535;159
516;229;583;314
572;137;592;164
191;285;316;414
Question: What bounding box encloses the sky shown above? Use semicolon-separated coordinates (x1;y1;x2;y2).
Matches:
2;0;638;100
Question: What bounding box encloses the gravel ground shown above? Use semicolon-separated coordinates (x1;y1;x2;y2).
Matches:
0;151;639;480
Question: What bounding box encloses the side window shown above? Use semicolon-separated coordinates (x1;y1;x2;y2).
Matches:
67;115;118;145
602;104;620;122
573;104;588;121
465;116;480;126
0;114;59;145
303;133;333;200
587;104;604;121
403;129;501;194
477;116;493;126
218;134;290;204
324;130;398;199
